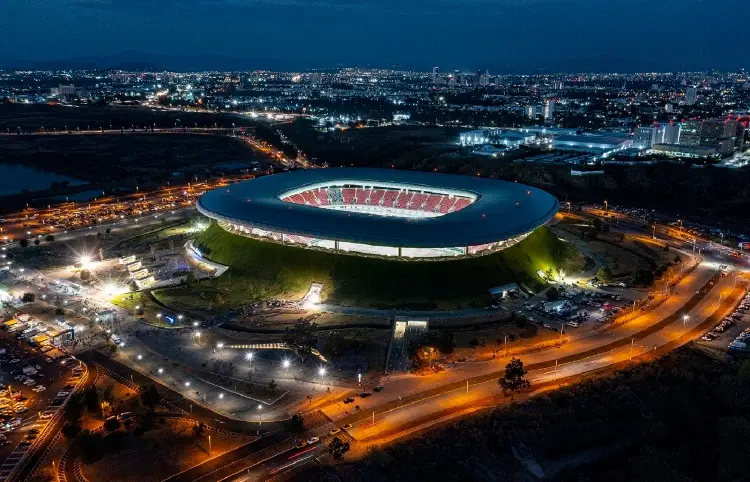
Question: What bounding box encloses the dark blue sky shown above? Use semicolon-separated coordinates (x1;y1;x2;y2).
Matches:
2;0;747;72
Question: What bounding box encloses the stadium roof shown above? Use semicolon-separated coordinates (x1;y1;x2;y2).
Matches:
197;168;559;248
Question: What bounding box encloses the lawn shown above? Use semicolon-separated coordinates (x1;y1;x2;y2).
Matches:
156;222;582;310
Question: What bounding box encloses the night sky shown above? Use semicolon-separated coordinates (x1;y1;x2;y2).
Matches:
2;0;747;72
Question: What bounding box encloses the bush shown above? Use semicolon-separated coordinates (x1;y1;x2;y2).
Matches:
19;238;29;248
21;292;35;303
45;234;55;242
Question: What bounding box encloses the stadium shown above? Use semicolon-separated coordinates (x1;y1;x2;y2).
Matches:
196;168;559;260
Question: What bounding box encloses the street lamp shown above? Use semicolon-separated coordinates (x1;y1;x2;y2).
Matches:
682;314;689;329
158;368;164;374
245;351;254;370
282;358;290;370
185;381;191;388
604;200;608;213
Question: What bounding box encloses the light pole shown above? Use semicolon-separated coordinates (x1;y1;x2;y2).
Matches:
257;404;263;431
604;200;608;213
682;314;689;330
318;367;327;388
245;352;254;371
282;358;290;376
218;393;224;409
208;434;212;456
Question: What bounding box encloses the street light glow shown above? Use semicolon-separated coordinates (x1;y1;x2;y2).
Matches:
245;352;254;361
282;359;291;369
318;367;326;377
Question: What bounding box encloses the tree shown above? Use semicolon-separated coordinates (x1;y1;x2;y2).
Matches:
84;386;100;414
140;384;160;409
593;217;603;231
596;266;614;283
62;420;81;439
45;234;55;242
436;330;454;354
546;287;560;301
34;238;40;246
103;417;120;432
19;239;29;248
80;269;91;281
287;413;305;434
499;357;531;392
268;379;278;392
21;292;35;303
282;320;318;358
329;436;351;459
185;272;196;287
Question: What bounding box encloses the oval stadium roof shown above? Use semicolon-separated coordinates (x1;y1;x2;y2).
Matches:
197;168;559;249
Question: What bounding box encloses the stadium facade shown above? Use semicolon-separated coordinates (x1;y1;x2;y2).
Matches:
197;168;558;260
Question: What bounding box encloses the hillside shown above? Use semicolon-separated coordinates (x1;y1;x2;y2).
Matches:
189;222;581;309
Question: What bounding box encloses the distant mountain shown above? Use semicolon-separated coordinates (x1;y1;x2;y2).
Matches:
0;50;742;74
0;50;324;72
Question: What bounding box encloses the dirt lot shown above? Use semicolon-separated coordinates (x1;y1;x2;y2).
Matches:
450;320;560;361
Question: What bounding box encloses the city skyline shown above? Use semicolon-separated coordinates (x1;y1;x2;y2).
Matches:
2;0;749;72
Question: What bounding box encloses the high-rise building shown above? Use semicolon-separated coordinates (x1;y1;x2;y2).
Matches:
432;66;439;85
700;118;736;144
544;99;555;120
526;105;539;119
685;86;698;105
638;123;682;148
736;120;748;149
679;120;702;146
661;123;681;144
634;127;658;149
700;118;738;154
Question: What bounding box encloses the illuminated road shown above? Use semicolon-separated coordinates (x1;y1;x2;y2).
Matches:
340;272;745;447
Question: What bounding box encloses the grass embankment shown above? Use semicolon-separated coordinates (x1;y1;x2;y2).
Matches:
167;222;580;310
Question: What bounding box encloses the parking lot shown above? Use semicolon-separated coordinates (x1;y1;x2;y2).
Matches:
518;282;636;333
696;289;750;354
0;326;80;464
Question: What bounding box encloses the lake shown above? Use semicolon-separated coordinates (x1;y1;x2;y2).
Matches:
0;164;86;196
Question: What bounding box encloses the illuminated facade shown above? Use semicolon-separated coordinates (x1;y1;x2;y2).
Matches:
197;168;558;261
